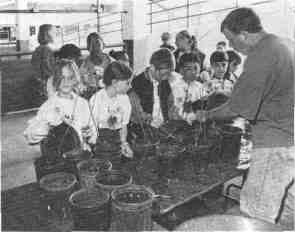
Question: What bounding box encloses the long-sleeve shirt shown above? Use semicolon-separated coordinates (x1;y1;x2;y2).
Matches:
24;92;97;148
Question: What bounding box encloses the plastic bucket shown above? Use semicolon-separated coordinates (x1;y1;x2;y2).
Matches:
69;188;110;230
39;172;77;214
111;184;155;231
95;170;132;194
77;158;112;189
219;125;243;161
34;157;74;182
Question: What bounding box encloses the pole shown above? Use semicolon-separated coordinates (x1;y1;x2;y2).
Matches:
186;0;189;28
97;0;100;32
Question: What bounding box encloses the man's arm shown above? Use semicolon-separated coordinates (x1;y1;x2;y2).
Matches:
207;101;239;120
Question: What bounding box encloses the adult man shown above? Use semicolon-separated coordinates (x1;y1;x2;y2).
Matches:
189;7;294;228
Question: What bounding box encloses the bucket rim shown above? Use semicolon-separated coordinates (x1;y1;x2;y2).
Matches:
39;172;77;192
77;158;112;176
69;188;110;209
111;184;155;210
95;169;132;188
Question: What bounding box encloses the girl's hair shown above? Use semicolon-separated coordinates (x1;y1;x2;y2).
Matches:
210;51;229;65
53;59;81;90
38;24;54;45
176;30;197;50
226;50;242;65
103;61;133;86
86;32;104;51
150;48;175;70
109;50;128;62
56;44;81;60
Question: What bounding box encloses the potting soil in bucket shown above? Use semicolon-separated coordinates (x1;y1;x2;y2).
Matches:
111;184;155;231
95;170;132;194
219;125;243;162
77;158;112;189
39;172;77;214
69;188;110;230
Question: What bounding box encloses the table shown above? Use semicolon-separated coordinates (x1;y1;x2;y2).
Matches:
2;155;242;231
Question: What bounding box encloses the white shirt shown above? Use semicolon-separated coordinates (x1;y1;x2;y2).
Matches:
151;78;164;128
24;92;96;147
90;88;131;130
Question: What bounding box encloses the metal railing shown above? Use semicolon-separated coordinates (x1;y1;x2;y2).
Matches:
147;0;277;33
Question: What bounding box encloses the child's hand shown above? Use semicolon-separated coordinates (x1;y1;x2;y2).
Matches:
121;142;133;158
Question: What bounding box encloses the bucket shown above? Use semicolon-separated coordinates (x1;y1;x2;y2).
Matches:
219;125;243;161
111;184;155;231
94;151;122;170
95;170;132;194
192;144;212;173
62;148;93;176
34;157;73;181
77;158;112;189
69;188;110;230
156;143;186;178
40;172;77;215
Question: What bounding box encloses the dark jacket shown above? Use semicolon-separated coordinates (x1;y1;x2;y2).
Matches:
131;70;171;121
31;45;55;81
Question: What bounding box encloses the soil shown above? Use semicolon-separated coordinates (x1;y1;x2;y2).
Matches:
115;191;151;204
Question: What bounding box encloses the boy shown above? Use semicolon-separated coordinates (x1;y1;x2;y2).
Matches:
207;51;233;96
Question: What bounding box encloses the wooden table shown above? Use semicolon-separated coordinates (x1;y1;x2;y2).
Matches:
2;155;242;231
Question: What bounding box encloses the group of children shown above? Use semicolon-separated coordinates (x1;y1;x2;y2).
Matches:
25;24;245;163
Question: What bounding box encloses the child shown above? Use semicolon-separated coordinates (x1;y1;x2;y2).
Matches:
216;41;227;51
90;61;133;158
226;50;242;83
80;33;114;99
207;51;233;96
132;48;183;128
109;50;130;67
160;32;175;51
175;53;207;120
55;43;83;67
174;30;206;72
24;59;97;152
31;24;57;99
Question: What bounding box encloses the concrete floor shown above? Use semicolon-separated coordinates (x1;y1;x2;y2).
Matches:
1;111;40;190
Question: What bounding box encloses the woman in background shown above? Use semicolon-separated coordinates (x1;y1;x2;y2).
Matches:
31;24;57;100
80;32;113;99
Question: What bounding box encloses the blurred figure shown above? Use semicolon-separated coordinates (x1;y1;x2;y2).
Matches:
80;32;113;99
31;24;57;100
109;50;130;67
216;41;227;51
160;32;175;51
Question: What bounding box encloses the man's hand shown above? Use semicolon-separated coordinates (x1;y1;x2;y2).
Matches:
195;110;208;123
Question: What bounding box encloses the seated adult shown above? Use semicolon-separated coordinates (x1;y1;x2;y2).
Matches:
90;61;133;158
